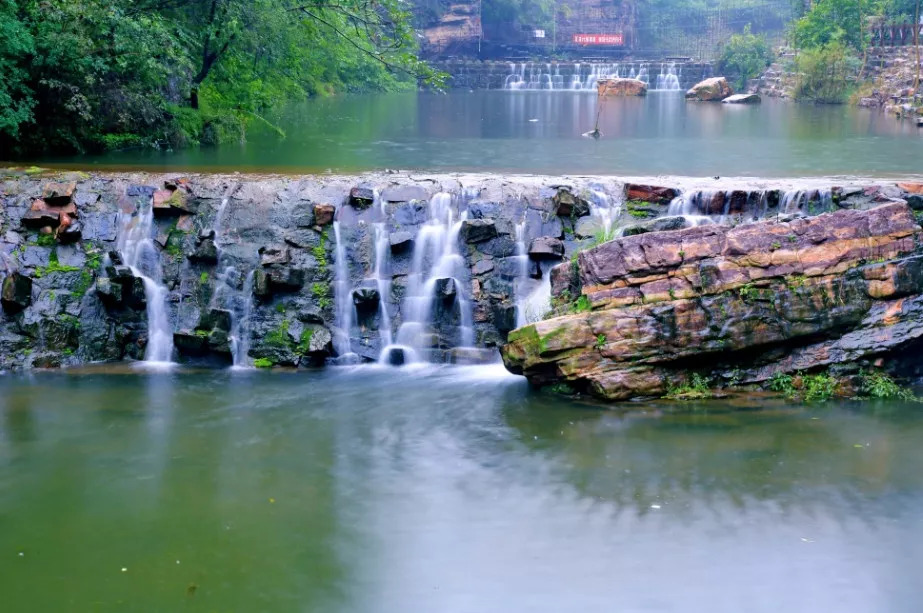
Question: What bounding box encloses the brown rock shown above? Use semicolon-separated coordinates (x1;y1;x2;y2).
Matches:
501;202;923;401
313;203;335;226
625;184;678;204
685;77;733;101
597;78;647;97
42;182;76;205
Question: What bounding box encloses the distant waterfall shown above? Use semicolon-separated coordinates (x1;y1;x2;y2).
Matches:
332;220;358;361
381;192;474;365
370;223;394;348
117;196;174;363
654;62;681;91
504;62;625;91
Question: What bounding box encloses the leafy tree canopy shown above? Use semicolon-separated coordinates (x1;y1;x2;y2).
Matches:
0;0;440;155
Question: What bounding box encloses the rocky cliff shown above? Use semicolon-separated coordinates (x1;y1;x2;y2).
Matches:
502;200;923;399
1;168;921;376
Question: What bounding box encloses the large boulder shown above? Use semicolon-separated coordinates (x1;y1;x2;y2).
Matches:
529;236;564;260
597;78;647;97
626;184;678;204
552;188;590;217
461;218;498;243
685;77;733;101
502;202;923;400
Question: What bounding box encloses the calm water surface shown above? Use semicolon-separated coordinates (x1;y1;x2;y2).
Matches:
1;365;922;611
24;91;923;178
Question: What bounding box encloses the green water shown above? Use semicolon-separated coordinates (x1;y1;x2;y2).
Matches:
1;365;922;611
23;91;923;178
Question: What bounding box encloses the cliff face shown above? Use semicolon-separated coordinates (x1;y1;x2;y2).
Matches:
502;201;923;399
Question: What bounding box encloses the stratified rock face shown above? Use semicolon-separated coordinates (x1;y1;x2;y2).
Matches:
597;78;647;97
501;202;923;400
686;77;733;101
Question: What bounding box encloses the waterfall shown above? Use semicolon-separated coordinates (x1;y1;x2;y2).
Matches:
589;189;624;237
381;192;474;365
208;191;256;368
117;196;174;363
503;62;621;91
654;62;681;91
513;222;531;328
371;223;393;347
667;191;722;226
332;220;358;360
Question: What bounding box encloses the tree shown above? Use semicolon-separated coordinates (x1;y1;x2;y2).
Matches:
792;0;869;50
719;25;773;90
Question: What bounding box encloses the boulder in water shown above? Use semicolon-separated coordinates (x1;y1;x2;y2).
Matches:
685;77;733;101
434;277;457;300
723;93;761;104
382;345;409;366
189;239;218;264
492;302;518;332
597;78;647;97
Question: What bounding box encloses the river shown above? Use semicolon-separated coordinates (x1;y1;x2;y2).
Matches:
1;366;922;611
24;90;923;178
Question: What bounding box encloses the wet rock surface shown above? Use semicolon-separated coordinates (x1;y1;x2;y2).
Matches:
0;169;921;372
686;76;733;101
502;202;923;400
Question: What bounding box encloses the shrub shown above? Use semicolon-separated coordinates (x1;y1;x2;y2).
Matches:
719;25;773;90
861;371;917;401
792;42;861;104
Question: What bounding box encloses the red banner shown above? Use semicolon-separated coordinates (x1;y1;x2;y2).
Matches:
573;34;624;46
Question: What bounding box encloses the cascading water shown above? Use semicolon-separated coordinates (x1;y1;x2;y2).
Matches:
513;222;531;328
332;220;358;361
504;62;622;91
381;192;474;364
208;190;256;367
117;196;174;363
654;62;681;91
370;223;394;347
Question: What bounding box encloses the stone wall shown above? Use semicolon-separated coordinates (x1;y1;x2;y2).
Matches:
1;169;921;373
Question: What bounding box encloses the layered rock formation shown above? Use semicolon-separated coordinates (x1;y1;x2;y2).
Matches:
502;202;923;400
1;168;922;374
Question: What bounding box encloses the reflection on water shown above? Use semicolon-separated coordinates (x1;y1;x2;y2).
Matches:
23;91;923;178
1;368;922;611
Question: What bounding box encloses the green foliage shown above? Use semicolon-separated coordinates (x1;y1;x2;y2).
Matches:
33;233;56;247
595;333;606;349
0;0;441;155
792;42;861;104
546;382;576;395
296;329;315;355
768;372;794;393
738;282;758;301
861;371;918;401
801;372;837;402
626;200;656;219
719;25;773;90
312;230;328;272
33;249;80;278
572;294;592;313
666;373;714;400
312;282;332;309
266;319;291;347
591;227;617;247
199;271;209;284
792;0;869;51
253;357;274;369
